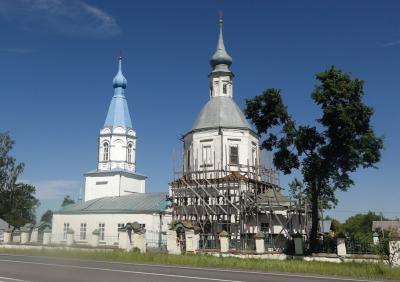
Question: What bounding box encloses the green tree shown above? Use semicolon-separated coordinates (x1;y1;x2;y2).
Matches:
245;67;383;252
61;195;75;207
40;209;53;223
342;211;382;240
0;133;40;228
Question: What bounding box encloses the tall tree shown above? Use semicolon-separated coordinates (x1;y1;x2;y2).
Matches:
61;195;75;207
245;67;383;252
0;133;40;227
40;209;53;223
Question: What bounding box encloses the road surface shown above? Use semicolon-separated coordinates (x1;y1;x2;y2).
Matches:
0;253;384;282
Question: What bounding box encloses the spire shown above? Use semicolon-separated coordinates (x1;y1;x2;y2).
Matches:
104;56;132;128
210;14;232;72
112;56;127;89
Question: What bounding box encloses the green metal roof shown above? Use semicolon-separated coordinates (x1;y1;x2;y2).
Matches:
55;193;168;215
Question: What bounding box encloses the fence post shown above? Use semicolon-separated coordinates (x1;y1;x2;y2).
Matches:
293;233;304;255
389;239;400;267
337;237;347;257
118;229;131;251
42;227;51;245
30;228;39;244
3;230;11;244
167;229;181;255
185;229;199;253
219;231;229;253
66;229;74;246
373;232;379;245
12;230;21;243
255;232;265;254
133;230;146;253
20;229;30;244
91;229;100;247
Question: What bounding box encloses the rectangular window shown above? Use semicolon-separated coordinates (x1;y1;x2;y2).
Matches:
202;145;212;166
63;223;69;240
99;223;105;241
252;146;257;166
187;149;191;170
80;223;87;240
223;84;227;94
229;145;239;165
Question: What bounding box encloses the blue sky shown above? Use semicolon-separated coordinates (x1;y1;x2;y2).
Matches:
0;0;399;222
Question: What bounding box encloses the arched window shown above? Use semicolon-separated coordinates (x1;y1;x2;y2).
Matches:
103;142;109;161
127;143;132;163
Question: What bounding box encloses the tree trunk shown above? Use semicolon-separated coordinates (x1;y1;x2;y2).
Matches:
309;181;319;253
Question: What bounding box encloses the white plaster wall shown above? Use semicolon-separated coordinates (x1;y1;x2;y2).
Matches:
84;173;145;202
184;128;260;177
85;174;120;201
98;126;136;172
209;74;233;98
52;212;172;245
120;175;145;194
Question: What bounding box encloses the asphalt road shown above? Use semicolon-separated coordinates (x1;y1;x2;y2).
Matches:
0;253;385;282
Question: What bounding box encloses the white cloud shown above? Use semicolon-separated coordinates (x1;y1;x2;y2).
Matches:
24;179;82;201
380;39;400;48
0;0;121;37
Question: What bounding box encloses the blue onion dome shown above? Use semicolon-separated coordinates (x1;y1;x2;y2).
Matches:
210;18;232;69
112;56;127;89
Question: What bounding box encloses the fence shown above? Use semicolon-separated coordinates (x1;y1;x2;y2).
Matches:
199;234;219;250
315;237;337;254
146;230;167;252
346;238;377;255
264;235;287;252
230;237;256;251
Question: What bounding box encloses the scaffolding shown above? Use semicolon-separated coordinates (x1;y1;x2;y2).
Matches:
169;150;309;250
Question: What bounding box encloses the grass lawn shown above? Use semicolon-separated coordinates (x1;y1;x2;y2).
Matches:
0;247;399;281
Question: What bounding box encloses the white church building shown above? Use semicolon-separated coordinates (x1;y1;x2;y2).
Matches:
51;57;171;247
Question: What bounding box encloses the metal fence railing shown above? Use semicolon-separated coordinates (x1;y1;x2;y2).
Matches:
199;234;219;250
230;238;256;251
315;238;337;254
264;235;287;252
345;238;375;254
146;230;167;251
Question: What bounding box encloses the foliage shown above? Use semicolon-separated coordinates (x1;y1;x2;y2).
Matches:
342;211;383;240
288;178;305;202
244;67;383;252
61;195;75;207
0;133;40;228
1;248;400;280
40;209;53;223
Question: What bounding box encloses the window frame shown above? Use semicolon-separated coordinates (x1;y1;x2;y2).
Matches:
80;223;87;241
99;223;105;241
229;145;239;165
201;145;212;166
127;143;133;163
103;142;109;161
63;223;69;240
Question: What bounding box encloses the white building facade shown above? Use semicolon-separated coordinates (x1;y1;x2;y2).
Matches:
84;57;146;202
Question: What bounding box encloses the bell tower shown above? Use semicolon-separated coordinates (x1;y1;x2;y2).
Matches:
84;56;146;202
